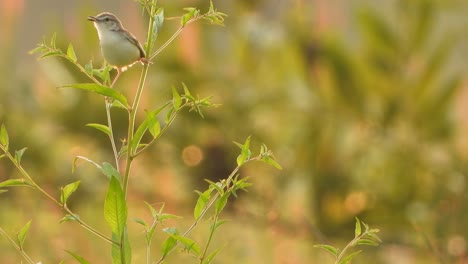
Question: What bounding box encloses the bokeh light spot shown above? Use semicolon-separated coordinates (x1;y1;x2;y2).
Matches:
182;145;204;166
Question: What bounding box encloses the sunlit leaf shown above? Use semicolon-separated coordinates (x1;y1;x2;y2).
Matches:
17;220;32;249
234;136;251;166
355;217;362;237
104;177;127;238
14;148;27;164
172;86;182;110
0;179;32;188
65;250;91;264
61;181;81;205
194;189;211;220
339;250;362;264
313;245;339;257
100;162;121;183
0;124;9;149
67;43;78;62
203;246;224;264
61;83;129;107
86;123;111;137
161;227;178;257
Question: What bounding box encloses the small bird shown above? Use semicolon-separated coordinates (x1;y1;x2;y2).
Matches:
88;12;147;86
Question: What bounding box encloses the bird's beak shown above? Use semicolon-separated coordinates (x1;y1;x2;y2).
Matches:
87;16;96;22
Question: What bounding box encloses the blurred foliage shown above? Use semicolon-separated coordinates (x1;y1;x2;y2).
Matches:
1;0;468;263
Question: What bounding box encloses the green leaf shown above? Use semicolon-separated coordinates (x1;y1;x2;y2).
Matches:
50;32;57;48
313;244;339;257
86;123;111;137
215;193;230;215
0;179;31;188
133;218;148;228
161;227;178;257
150;8;164;45
104;177;127;238
100;162;122;183
61;181;81;205
172;86;182;110
147;112;161;139
14;148;27;164
203;246;224;264
260;155;283;170
355;217;362;237
132;102;170;153
17;220;32;249
84;61;93;76
171;234;200;255
339;250;362;264
182;83;194;100
59;214;80;223
65;250;91;264
181;8;199;26
0;124;9;149
158;213;181;222
67;43;78;62
357;239;380;246
61;83;129;107
234;136;252;166
194;189;211;220
144;201;158;218
39;50;62;58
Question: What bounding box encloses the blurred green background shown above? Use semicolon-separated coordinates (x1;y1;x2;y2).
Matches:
1;0;468;263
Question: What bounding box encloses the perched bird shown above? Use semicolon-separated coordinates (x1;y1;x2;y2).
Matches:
88;12;147;85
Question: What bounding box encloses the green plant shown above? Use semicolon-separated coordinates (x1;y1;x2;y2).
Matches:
0;1;281;263
314;218;381;264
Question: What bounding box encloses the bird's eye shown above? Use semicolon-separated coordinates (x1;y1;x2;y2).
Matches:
105;18;109;22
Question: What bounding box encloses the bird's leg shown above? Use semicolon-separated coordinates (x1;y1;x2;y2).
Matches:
110;68;122;88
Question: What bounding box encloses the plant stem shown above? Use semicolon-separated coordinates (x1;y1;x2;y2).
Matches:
105;99;120;172
0;227;35;264
155;157;260;264
0;145;117;246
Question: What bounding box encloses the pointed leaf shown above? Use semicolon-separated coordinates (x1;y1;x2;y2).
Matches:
65;250;91;264
132;102;170;153
67;43;78;62
339;250;362;264
61;83;129;107
171;234;200;255
144;201;158;218
215;193;230;214
86;123;111;137
0;124;9;149
17;220;32;248
260;156;283;170
203;246;224;264
100;162;121;183
194;189;211;220
0;179;31;188
14;148;27;164
355;217;362;237
133;218;148;228
172;86;182;110
104;177;127;237
161;227;178;257
234;136;251;166
313;244;339;257
61;181;81;204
